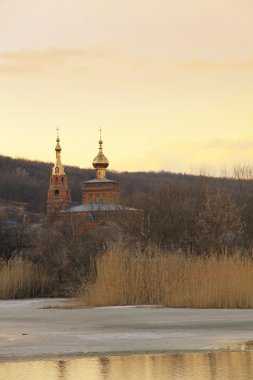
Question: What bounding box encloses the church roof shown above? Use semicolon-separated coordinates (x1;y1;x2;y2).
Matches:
64;203;137;213
84;178;116;184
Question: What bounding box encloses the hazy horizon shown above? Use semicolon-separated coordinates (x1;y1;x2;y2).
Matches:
2;151;250;179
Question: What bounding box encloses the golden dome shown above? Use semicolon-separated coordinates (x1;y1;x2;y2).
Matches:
92;139;109;169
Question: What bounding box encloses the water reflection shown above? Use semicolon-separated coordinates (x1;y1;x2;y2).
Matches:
0;352;253;380
99;357;110;379
58;360;68;380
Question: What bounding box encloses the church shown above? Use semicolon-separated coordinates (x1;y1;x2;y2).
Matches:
46;131;144;234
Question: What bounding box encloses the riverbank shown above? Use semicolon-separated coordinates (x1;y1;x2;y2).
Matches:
0;299;252;359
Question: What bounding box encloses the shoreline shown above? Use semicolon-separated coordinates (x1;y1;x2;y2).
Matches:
0;347;252;362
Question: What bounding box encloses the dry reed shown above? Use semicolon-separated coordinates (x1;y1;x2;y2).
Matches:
0;261;53;299
78;245;253;308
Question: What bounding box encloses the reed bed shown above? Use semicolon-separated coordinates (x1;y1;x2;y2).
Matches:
0;261;53;299
78;245;253;308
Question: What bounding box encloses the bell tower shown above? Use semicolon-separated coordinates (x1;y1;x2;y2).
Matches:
47;128;72;217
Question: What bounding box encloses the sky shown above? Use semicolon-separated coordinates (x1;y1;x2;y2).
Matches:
0;0;253;174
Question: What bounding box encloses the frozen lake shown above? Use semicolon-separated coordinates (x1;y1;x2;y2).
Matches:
0;299;253;357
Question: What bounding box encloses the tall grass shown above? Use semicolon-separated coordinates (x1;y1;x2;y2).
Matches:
0;261;53;299
78;245;253;308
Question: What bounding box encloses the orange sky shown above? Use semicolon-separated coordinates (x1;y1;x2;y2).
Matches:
0;0;253;174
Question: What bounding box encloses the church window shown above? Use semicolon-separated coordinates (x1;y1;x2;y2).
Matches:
89;194;93;204
95;194;99;203
55;190;59;196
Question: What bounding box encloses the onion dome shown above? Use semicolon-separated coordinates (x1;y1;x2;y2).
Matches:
92;138;109;169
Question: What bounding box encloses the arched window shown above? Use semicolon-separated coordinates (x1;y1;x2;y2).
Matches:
55;190;59;196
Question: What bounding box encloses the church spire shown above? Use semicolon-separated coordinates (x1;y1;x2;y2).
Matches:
47;127;72;217
52;127;65;175
92;128;109;179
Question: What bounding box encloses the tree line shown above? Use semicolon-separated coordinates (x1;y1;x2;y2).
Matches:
1;155;253;253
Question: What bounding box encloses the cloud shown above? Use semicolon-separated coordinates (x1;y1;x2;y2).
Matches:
1;47;253;77
199;137;253;151
0;46;117;75
163;59;253;72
